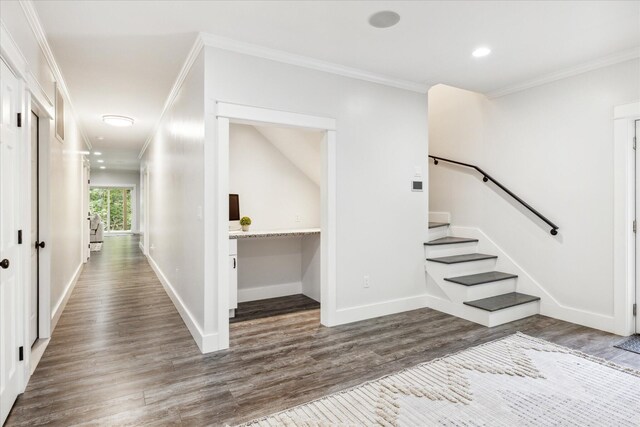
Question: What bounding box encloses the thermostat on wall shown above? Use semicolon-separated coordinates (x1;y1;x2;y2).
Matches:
411;180;423;191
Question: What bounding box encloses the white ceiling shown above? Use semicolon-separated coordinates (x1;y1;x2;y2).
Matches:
33;1;640;171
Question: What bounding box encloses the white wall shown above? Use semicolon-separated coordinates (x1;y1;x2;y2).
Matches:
204;45;429;344
141;52;206;338
429;58;640;332
230;123;320;230
90;169;141;232
2;3;87;332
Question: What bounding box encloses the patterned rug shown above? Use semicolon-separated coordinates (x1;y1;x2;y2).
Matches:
615;335;640;355
239;333;640;426
90;242;102;252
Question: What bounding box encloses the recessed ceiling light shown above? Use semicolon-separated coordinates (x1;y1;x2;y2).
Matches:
97;159;104;163
96;136;104;140
472;47;492;58
102;115;134;127
369;11;400;28
99;166;106;169
93;152;102;156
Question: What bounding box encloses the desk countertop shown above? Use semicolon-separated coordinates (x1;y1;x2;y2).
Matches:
229;228;321;239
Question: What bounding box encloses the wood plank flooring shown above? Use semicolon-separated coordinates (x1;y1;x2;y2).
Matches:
6;235;639;426
230;294;320;323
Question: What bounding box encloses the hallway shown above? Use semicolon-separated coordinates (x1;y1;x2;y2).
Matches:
6;236;640;426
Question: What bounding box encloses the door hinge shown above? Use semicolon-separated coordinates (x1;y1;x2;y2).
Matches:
18;230;22;244
633;303;637;317
634;137;637;150
633;220;637;233
18;346;24;361
17;112;22;128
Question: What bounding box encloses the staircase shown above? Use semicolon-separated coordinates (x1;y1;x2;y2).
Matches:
425;221;541;327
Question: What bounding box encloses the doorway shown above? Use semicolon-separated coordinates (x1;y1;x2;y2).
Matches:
212;103;337;352
29;111;40;346
227;122;322;324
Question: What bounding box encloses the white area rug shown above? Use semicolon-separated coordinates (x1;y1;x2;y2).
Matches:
240;333;640;426
90;242;102;252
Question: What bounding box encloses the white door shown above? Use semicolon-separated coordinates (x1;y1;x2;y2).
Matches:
1;60;24;425
637;119;640;334
83;163;90;262
29;112;38;345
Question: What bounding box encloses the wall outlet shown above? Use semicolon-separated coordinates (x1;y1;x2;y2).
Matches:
295;214;301;222
363;275;370;288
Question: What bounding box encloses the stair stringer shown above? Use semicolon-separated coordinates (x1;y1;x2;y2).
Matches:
447;226;615;330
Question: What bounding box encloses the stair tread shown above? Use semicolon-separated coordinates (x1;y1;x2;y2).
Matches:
464;292;540;312
428;222;450;229
444;271;517;286
427;253;498;264
425;236;478;246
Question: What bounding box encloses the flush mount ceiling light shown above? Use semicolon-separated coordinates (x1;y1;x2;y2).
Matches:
369;10;400;28
472;46;492;58
102;115;134;127
99;166;106;169
93;152;102;156
97;159;104;163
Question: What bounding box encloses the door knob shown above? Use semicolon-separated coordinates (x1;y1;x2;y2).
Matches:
0;259;9;269
35;241;45;249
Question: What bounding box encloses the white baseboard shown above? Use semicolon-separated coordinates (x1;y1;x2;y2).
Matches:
51;262;83;332
333;294;429;325
238;282;302;302
147;255;219;353
138;241;144;253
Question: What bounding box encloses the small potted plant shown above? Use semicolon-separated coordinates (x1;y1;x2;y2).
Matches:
240;216;252;232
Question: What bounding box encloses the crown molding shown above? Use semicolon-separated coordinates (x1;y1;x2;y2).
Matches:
487;47;640;99
19;0;92;149
138;35;204;159
199;32;430;94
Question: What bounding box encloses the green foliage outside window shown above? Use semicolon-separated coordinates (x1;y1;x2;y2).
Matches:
89;187;132;231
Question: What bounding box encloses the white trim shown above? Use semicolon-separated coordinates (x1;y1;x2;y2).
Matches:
50;262;82;332
237;282;302;303
200;32;430;94
138;240;144;253
333;295;428;325
615;101;640;120
138;36;204;159
613;102;639;336
147;254;219;353
216;103;336;131
0;22;54;119
488;48;640;98
18;0;92;150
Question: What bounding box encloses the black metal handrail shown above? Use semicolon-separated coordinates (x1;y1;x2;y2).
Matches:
429;155;559;236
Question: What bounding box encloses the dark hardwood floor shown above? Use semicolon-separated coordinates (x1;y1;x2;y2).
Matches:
230;294;320;323
6;235;639;426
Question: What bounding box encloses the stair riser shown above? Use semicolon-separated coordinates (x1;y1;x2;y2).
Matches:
424;242;479;258
426;296;540;327
427;226;449;240
425;259;498;276
485;300;540;327
427;275;516;303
